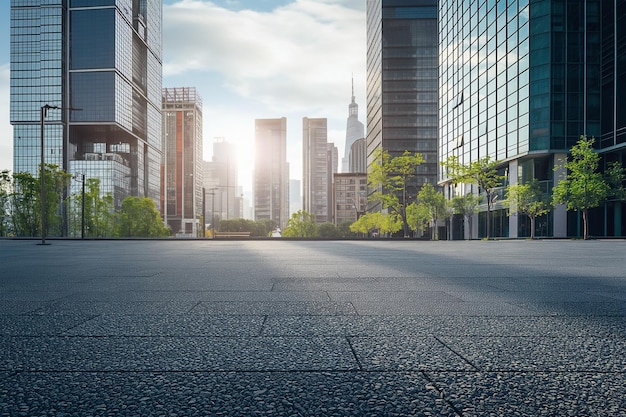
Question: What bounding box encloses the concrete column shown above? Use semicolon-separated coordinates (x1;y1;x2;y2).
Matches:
553;153;568;238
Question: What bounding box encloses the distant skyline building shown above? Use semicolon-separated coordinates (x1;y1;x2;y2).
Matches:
162;87;203;236
212;138;240;221
366;0;439;210
254;118;289;229
333;172;367;226
342;78;365;173
302;117;337;223
289;179;302;217
349;137;367;174
10;0;163;220
439;0;626;239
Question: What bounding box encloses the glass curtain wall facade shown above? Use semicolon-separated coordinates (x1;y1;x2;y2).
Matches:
254;118;289;229
439;0;625;238
366;0;439;213
162;87;203;236
11;0;163;236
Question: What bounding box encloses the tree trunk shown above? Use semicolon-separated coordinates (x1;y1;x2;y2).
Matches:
529;215;535;239
582;209;589;240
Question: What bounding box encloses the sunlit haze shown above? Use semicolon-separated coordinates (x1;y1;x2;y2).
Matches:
0;0;366;202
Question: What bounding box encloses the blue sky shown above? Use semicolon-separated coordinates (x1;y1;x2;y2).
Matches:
0;0;367;193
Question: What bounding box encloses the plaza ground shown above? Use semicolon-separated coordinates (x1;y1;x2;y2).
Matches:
1;239;625;415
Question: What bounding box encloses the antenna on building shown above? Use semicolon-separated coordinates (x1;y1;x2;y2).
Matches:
351;73;355;102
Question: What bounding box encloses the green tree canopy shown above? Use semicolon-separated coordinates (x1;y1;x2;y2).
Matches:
506;179;551;239
416;183;446;240
282;210;318;238
368;149;424;237
0;170;11;236
552;136;609;240
450;193;481;240
442;156;504;238
116;196;170;237
405;202;429;237
70;177;115;238
10;165;71;237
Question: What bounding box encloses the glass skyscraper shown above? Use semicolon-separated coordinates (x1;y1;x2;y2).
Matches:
440;0;626;238
254;118;289;229
10;0;163;223
366;0;439;211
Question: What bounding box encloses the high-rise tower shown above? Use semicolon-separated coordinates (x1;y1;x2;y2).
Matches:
162;87;203;236
303;118;337;223
366;1;439;210
439;0;626;239
10;1;163;217
342;77;365;173
254;118;289;229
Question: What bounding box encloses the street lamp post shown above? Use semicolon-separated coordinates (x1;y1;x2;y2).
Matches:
39;104;80;245
209;187;218;238
74;173;86;239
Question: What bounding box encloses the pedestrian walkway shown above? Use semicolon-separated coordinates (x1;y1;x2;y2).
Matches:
1;239;625;415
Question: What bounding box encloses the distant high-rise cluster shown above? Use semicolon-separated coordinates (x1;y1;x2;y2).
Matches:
10;0;626;239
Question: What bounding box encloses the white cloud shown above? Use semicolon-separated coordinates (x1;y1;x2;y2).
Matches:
163;0;366;113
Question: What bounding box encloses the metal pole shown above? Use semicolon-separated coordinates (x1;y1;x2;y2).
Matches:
211;188;216;239
202;187;206;238
81;174;85;239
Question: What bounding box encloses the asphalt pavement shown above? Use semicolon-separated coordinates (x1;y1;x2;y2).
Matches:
1;239;625;416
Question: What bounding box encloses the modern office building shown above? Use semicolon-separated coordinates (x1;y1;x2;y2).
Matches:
289;179;302;217
254;118;289;229
211;138;239;221
342;78;365;173
349;137;367;174
439;0;626;238
366;0;439;211
162;87;203;236
333;172;367;226
10;0;163;219
302;117;337;223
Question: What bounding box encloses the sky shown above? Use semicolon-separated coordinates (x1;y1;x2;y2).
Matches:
0;0;367;194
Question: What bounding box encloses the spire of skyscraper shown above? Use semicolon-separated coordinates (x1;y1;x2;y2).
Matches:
342;76;365;173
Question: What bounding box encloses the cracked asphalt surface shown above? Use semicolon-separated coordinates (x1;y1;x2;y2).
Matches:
1;239;625;416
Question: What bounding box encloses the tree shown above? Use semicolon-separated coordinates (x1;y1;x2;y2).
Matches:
605;161;626;202
450;194;481;240
405;202;429;237
10;165;71;237
349;211;400;237
552;136;609;240
416;183;446;240
506;179;551;239
70;178;115;237
442;156;504;238
318;222;340;238
282;210;318;238
337;221;357;238
116;196;170;237
368;149;424;237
